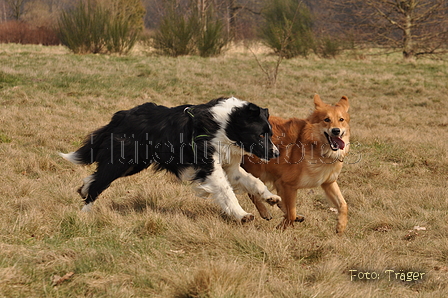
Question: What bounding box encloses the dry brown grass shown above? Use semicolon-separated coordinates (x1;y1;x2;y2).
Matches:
0;43;447;297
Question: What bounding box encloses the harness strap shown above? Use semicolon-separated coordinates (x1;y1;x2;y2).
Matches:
184;107;211;151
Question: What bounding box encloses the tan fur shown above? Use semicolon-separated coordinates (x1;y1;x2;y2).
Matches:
242;95;350;233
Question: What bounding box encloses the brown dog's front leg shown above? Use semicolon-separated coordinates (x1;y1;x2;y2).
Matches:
321;181;348;233
248;194;272;220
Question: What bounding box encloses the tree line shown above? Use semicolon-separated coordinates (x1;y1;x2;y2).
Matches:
0;0;447;59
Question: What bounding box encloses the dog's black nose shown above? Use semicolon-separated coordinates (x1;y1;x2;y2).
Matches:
270;145;280;158
331;128;341;136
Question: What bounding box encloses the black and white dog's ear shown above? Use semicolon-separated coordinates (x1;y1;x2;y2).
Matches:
260;107;269;118
246;103;261;117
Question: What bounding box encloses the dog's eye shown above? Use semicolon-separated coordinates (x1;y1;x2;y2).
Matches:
324;118;331;122
339;118;344;122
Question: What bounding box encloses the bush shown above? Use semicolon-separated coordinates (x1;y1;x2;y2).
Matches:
105;13;141;54
152;8;199;57
259;0;314;58
0;21;59;45
101;0;145;30
58;1;107;54
57;0;144;54
101;0;145;54
197;10;228;57
153;4;228;57
317;36;343;58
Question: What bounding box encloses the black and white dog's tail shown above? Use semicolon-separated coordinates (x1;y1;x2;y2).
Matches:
59;110;126;165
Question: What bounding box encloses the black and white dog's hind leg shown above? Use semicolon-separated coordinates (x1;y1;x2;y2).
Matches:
60;151;149;212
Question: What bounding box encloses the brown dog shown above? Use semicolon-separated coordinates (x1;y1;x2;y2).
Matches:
242;94;350;233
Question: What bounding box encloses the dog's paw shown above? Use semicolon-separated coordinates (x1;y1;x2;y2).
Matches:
81;202;93;212
261;212;272;221
336;221;347;234
241;213;255;224
295;214;305;222
275;216;305;230
276;219;293;230
265;195;281;206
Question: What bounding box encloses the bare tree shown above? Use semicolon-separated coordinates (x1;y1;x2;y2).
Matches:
222;0;261;39
1;1;7;22
330;0;448;59
4;0;28;20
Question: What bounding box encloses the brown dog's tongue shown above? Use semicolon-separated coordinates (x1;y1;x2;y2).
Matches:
331;137;345;150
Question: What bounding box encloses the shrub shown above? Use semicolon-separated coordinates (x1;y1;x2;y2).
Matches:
58;1;107;54
197;10;228;57
100;0;145;54
317;36;343;58
0;21;59;45
152;8;199;57
104;0;145;30
259;0;315;58
57;0;144;54
105;13;141;54
153;3;228;57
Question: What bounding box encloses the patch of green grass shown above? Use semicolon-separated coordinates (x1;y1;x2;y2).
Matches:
0;132;12;143
0;71;23;88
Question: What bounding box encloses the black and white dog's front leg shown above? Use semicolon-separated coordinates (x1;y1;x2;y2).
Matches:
198;157;255;223
226;163;281;206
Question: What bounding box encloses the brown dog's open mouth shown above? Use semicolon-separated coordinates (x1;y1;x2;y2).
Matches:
325;132;345;151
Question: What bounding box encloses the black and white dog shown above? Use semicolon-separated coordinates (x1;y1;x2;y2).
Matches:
60;97;280;223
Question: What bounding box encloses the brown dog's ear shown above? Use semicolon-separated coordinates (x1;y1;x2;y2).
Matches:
314;94;325;108
337;96;349;112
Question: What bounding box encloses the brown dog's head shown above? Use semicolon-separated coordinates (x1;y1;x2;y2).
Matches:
308;94;350;157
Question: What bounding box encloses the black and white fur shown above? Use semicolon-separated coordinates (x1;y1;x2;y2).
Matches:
60;97;280;223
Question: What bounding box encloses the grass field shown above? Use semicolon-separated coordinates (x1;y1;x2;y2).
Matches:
0;43;447;297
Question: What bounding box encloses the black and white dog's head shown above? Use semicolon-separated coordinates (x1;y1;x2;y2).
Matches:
209;97;279;161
